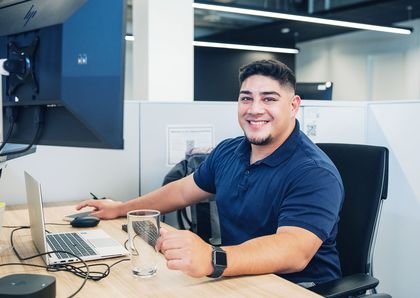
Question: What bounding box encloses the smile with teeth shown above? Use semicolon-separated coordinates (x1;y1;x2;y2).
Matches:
248;120;269;126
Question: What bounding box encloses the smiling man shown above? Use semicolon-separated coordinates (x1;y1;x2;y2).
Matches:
237;71;298;163
76;60;344;286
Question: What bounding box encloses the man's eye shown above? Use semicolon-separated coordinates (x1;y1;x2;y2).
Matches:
240;97;252;101
264;97;276;102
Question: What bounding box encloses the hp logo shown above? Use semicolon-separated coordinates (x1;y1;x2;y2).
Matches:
23;5;37;27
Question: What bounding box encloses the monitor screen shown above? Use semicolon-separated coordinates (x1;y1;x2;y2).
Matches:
296;82;333;100
0;0;126;149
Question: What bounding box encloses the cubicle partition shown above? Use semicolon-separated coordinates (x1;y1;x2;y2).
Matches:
0;102;140;204
366;101;420;297
138;102;242;226
138;100;371;192
138;101;241;196
300;100;367;144
0;100;365;204
0;99;419;298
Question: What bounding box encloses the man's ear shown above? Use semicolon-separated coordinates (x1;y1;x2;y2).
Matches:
291;95;301;117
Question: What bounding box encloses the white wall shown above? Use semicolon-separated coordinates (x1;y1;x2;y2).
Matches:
132;0;193;102
296;19;420;102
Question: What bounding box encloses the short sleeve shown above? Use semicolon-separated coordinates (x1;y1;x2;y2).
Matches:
277;165;344;241
193;141;226;194
193;153;216;193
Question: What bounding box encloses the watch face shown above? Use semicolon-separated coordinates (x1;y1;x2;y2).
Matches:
215;250;227;266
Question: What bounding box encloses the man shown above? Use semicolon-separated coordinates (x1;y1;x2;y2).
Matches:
76;60;344;285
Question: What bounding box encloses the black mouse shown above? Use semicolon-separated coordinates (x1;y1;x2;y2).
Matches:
70;216;100;228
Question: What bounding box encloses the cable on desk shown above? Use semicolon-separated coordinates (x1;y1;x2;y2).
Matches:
2;222;70;229
4;225;130;298
0;260;87;298
3;227;89;298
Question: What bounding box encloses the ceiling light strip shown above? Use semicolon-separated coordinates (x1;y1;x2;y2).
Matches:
193;3;412;35
193;41;299;54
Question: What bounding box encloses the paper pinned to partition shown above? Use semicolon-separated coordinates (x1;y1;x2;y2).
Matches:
166;125;214;166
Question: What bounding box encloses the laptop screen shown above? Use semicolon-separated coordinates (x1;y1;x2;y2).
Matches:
24;171;50;263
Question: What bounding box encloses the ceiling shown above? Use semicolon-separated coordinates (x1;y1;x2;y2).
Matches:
193;0;420;47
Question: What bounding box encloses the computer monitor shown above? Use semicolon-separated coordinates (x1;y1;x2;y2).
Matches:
296;82;333;100
0;0;126;150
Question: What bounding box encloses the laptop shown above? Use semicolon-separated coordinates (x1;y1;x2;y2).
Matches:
24;171;128;265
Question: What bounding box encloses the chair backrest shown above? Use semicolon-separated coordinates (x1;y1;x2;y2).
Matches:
317;143;389;277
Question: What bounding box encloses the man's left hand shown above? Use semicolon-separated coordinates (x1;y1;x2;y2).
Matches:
155;228;213;278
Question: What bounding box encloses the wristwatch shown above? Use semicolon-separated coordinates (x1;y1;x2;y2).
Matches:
207;246;227;278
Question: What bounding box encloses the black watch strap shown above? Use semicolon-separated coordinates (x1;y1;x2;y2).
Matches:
207;246;227;278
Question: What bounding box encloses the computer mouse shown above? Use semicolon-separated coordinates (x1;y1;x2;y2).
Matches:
70;216;100;228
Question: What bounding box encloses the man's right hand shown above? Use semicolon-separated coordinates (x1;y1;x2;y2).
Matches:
75;199;124;220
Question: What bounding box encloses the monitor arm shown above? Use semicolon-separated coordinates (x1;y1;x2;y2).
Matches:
1;37;39;100
0;57;37;166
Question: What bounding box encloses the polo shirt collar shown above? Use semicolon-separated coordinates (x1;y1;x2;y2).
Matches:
234;120;300;167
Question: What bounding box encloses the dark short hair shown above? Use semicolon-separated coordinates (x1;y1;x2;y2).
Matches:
238;59;296;91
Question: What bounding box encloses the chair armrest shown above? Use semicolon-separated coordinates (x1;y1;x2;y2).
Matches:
308;273;379;298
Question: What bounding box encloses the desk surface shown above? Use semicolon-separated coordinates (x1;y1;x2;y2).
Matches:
0;205;321;298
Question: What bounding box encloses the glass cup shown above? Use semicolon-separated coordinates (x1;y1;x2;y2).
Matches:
127;209;160;278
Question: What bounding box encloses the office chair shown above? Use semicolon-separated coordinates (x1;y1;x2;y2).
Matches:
309;143;390;298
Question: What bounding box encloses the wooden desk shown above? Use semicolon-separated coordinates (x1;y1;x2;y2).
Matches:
0;205;321;298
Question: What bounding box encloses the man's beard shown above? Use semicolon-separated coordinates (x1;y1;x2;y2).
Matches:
245;134;272;146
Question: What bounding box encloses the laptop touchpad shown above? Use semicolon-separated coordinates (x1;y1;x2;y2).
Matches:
89;238;119;248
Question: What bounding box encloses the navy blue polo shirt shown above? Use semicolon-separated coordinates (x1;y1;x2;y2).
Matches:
193;121;344;284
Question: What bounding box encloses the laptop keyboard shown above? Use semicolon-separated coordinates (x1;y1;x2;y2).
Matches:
46;233;97;259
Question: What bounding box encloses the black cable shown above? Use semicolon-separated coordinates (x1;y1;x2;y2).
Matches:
2;222;69;229
0;106;18;152
109;257;130;269
48;262;107;281
9;226;37;260
0;121;42;156
45;222;71;226
7;227;88;298
2;225;30;229
0;121;14;152
6;225;129;297
0;256;87;298
0;106;44;157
